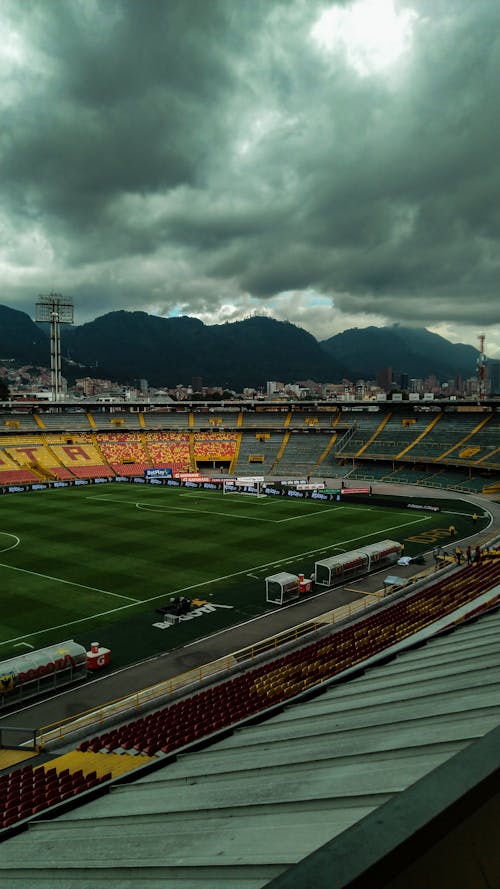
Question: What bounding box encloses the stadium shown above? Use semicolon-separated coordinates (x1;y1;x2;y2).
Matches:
0;397;499;887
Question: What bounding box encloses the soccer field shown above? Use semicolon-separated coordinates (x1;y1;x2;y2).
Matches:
0;483;484;668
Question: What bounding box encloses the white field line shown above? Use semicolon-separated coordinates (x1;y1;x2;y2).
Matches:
0;533;21;554
277;507;341;523
0;562;139;604
88;495;354;525
136;502;274;523
0;602;146;650
88;495;275;523
0;514;430;649
180;492;277;505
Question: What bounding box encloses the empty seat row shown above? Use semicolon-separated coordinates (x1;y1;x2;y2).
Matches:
77;561;499;760
0;763;112;829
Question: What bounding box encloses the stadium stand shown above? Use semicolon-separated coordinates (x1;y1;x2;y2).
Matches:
288;410;338;429
0;553;499;889
0;437;50;483
0;413;40;432
49;439;113;478
91;412;143;431
408;413;482;461
146;431;190;474
335;410;386;457
0;447;25;473
276;433;339;476
142;410;191;430
361;411;430;458
193;432;237;467
347;463;500;493
0;404;498;490
96;432;149;476
34;412;92;432
327;406;498;493
191;410;241;429
347;464;393;482
233;431;284;472
0;468;39;484
241;410;290;428
353;409;393;457
435;412;492;461
447;416;499;467
0;763;113;827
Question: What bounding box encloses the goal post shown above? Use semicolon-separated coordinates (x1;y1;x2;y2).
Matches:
223;477;266;498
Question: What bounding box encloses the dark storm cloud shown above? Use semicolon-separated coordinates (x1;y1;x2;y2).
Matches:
0;0;499;348
1;1;239;226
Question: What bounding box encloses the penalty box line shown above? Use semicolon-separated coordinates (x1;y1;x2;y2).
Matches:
88;495;352;525
0;514;430;650
88;495;275;524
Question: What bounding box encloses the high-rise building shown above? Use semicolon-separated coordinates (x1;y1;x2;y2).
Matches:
266;381;283;395
489;360;500;395
376;367;393;393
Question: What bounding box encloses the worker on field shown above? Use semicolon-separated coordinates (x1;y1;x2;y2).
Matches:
455;545;463;565
472;512;478;526
448;524;456;539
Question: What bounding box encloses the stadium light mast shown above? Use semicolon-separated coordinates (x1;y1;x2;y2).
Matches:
477;333;487;401
35;293;74;401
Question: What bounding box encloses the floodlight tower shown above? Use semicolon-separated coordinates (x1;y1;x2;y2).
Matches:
35;293;74;401
477;333;487;401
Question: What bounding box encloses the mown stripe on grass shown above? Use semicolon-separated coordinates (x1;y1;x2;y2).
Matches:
0;513;430;649
0;562;139;603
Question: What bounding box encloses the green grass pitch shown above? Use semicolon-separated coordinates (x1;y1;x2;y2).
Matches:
0;483;485;670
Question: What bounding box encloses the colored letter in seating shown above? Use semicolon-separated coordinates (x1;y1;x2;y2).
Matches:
62;445;91;462
14;447;39;462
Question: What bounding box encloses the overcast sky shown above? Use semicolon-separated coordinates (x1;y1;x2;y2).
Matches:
1;0;499;355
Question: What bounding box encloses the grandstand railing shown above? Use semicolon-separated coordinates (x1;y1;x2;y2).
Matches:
334;423;357;454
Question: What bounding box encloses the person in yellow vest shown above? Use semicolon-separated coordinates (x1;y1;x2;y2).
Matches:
455;545;463;565
449;524;456;539
472;512;478;526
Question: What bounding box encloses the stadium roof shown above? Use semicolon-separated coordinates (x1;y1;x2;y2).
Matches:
0;597;499;887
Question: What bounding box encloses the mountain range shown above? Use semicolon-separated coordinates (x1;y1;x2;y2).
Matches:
0;304;481;389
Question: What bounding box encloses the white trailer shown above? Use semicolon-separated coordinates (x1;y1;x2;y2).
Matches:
314;539;402;588
0;640;88;709
265;572;300;605
314;551;368;588
360;539;402;570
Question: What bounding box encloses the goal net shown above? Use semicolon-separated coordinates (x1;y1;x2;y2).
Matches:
222;478;267;498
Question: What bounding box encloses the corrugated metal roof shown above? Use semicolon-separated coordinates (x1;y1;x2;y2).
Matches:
0;605;499;888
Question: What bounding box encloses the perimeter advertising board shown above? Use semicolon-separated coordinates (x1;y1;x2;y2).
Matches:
145;468;173;478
